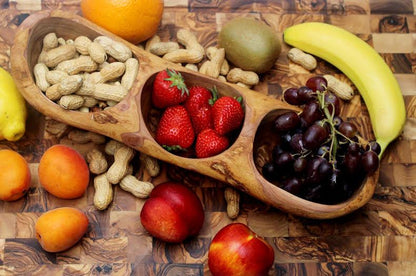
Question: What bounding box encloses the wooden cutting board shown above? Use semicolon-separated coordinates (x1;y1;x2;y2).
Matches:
1;0;416;275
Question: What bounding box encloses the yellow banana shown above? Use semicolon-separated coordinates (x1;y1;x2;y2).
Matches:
283;22;406;157
0;66;27;141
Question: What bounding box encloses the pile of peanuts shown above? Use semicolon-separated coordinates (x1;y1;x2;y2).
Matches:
88;139;160;210
34;33;139;111
144;28;259;90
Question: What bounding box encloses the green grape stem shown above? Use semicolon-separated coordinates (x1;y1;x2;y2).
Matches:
316;90;338;166
316;89;359;168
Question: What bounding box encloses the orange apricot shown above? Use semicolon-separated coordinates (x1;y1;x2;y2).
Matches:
38;144;89;199
35;207;89;252
0;149;31;201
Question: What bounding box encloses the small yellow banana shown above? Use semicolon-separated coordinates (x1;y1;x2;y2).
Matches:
0;66;27;141
283;22;406;157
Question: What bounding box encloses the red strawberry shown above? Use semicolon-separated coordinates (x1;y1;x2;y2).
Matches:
185;86;215;134
185;86;213;112
195;129;229;158
212;96;244;135
152;69;188;108
156;105;195;150
191;106;213;134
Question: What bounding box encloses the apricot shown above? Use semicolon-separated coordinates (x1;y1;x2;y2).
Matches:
35;207;89;252
38;145;89;199
0;149;31;201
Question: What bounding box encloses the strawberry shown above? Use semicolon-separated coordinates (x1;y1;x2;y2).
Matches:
195;128;229;158
184;86;215;134
184;86;213;112
156;105;195;150
191;106;213;134
212;96;244;135
152;69;188;108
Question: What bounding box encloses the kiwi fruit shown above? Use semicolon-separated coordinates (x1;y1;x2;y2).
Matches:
218;17;281;73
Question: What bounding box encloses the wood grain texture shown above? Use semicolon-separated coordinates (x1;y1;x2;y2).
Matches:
1;0;416;275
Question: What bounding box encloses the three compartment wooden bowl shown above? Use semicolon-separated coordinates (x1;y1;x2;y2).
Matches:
10;10;379;219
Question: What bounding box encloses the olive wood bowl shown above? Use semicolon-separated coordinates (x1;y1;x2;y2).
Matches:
10;10;378;219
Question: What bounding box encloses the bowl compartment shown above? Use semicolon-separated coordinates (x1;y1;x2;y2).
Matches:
26;16;139;110
140;70;246;158
253;109;371;205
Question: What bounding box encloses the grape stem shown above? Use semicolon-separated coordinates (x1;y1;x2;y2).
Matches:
316;90;338;167
316;88;362;170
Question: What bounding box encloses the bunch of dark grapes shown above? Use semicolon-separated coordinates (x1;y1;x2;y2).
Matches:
262;76;380;204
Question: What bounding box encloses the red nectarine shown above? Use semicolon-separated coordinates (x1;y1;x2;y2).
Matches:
208;223;275;276
140;181;204;243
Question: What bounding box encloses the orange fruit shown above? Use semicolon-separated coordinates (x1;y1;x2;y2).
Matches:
36;207;89;252
81;0;164;44
0;149;31;201
38;145;89;199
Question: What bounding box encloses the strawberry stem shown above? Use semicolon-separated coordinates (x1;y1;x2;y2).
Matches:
165;68;189;96
162;144;185;152
209;86;219;105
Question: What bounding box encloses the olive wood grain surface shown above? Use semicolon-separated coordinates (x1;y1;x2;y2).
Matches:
1;0;416;275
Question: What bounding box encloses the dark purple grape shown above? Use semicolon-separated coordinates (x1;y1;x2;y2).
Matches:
347;142;361;154
361;150;379;174
292;127;303;135
282;178;303;195
327;169;341;190
315;119;330;134
305;157;325;184
333;116;343;128
283;87;302;105
272;145;284;161
262;162;279;182
274;111;300;132
300;101;324;127
280;133;292;150
318;159;332;181
343;151;362;175
324;92;340;116
340;181;356;199
366;141;381;155
338;121;358;138
304;184;324;202
336;142;349;157
290;133;304;153
302;124;329;150
306;76;327;92
317;144;330;157
297;86;314;103
275;152;294;169
299;117;309;129
293;157;308;173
